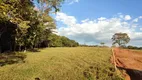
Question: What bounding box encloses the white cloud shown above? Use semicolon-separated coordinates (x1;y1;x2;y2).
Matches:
131;24;138;28
81;19;89;23
124;15;131;20
66;0;79;4
119;15;124;18
98;17;106;21
132;16;142;22
140;28;142;31
56;12;77;26
133;18;138;22
55;12;142;46
139;16;142;19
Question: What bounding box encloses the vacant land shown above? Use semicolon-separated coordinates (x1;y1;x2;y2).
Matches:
0;47;123;80
113;48;142;80
114;48;142;70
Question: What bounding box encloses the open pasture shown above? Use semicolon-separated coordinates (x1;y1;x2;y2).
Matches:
0;47;123;80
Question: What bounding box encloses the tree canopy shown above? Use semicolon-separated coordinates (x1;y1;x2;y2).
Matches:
0;0;79;53
112;33;130;47
100;42;105;46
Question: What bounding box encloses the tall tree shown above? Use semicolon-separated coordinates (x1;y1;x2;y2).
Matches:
112;33;130;47
0;0;64;52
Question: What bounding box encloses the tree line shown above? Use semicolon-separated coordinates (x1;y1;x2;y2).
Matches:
0;0;79;53
126;45;142;50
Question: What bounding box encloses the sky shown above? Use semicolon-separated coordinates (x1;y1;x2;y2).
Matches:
34;0;142;46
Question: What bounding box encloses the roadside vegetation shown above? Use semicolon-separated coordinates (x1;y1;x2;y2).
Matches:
0;47;124;80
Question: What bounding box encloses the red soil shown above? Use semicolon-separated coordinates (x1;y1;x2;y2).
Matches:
113;48;142;70
113;48;142;80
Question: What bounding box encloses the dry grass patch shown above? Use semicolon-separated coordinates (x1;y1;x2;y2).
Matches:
0;47;123;80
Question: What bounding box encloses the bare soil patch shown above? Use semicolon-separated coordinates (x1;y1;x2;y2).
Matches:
113;48;142;80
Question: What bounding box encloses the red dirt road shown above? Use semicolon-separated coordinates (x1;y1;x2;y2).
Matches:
113;48;142;80
113;48;142;70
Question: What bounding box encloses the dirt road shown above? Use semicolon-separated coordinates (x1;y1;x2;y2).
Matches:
113;48;142;80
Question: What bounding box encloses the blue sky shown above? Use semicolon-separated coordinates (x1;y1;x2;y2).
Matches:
33;0;142;46
54;0;142;46
60;0;142;22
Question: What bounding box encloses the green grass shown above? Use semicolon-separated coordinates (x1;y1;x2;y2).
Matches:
0;47;123;80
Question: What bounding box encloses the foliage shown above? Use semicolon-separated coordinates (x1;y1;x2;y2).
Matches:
126;45;142;50
60;36;79;47
0;0;66;53
112;33;130;47
100;42;105;46
41;33;79;47
34;0;64;13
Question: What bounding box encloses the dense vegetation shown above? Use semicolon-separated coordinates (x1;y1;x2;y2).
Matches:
0;47;124;80
126;45;142;50
0;0;78;53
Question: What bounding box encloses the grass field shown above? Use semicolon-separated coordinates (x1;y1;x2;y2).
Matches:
131;49;142;53
0;47;123;80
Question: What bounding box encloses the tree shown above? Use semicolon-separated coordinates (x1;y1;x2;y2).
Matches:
0;0;64;52
100;42;105;46
46;34;79;47
34;0;64;13
0;0;37;51
112;33;130;47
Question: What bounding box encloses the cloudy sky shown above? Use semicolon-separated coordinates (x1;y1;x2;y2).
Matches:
52;0;142;46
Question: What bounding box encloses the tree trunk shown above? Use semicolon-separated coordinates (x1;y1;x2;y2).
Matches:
19;46;21;51
9;41;12;51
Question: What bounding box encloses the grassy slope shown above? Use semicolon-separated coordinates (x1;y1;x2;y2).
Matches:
0;47;123;80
